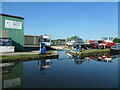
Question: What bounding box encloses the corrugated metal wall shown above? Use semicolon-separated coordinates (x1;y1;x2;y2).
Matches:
24;36;34;45
24;35;40;45
1;15;24;51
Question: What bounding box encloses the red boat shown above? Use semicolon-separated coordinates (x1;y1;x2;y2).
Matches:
99;41;116;48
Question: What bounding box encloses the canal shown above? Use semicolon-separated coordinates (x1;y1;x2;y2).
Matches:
2;51;119;88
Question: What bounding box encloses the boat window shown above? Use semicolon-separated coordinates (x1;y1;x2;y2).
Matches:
43;39;50;42
44;39;47;42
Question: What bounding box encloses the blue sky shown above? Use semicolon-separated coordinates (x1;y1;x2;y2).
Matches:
2;2;118;40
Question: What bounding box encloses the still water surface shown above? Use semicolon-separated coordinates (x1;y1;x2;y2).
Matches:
2;51;119;88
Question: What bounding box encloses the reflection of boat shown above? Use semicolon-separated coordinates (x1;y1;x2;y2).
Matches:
39;65;51;69
66;52;114;63
104;58;112;61
46;60;51;64
80;53;114;63
104;58;112;62
38;59;52;74
66;53;73;58
39;60;52;69
66;52;84;64
92;54;113;63
71;57;84;64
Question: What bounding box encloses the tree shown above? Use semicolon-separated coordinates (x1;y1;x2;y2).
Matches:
113;38;120;43
71;36;79;40
66;36;80;42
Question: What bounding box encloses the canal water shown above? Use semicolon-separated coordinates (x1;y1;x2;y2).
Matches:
2;51;119;88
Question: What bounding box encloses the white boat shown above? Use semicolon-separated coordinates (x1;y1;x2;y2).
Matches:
66;53;72;57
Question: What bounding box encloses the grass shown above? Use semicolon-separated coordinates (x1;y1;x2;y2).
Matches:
1;49;110;62
81;49;110;54
81;49;110;57
66;49;110;57
2;50;58;62
3;50;56;54
2;54;41;61
46;50;56;54
2;54;59;62
64;46;73;50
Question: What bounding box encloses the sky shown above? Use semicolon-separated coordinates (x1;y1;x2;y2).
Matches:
2;2;118;40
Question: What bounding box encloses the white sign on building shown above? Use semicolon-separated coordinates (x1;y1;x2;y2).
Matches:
5;20;22;30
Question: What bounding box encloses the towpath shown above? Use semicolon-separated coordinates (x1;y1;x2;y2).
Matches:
0;51;39;56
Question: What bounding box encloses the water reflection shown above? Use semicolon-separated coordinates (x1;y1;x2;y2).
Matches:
1;51;119;88
1;62;14;74
66;53;116;64
2;62;23;88
70;57;86;64
38;60;52;74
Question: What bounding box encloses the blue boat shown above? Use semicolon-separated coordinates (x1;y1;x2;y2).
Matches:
110;43;120;53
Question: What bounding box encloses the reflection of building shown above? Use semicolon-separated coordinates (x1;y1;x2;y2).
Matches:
0;14;24;52
2;62;23;88
0;63;14;74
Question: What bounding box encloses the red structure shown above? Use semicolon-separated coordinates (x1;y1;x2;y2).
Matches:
89;41;95;44
99;41;116;47
88;40;116;49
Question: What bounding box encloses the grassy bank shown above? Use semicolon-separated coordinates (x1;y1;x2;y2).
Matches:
81;49;110;54
81;49;110;56
67;49;110;57
2;50;58;62
2;53;59;62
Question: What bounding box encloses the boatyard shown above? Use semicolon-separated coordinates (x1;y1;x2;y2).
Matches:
0;14;119;57
0;2;119;89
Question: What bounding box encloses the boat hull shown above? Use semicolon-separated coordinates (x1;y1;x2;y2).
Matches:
110;49;120;54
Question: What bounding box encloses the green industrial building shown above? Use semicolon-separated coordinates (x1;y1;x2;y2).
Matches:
0;14;24;51
51;39;66;46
